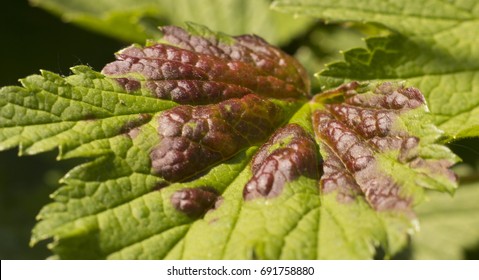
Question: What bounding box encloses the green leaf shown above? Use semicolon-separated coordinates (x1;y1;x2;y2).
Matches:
412;182;479;259
273;0;479;139
31;0;314;45
0;24;458;259
0;66;176;158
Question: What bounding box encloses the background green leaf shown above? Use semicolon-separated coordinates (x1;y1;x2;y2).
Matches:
273;0;479;139
412;182;479;259
31;0;314;45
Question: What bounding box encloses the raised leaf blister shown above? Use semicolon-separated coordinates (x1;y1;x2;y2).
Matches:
313;82;458;212
150;94;286;181
243;123;320;200
171;186;221;218
102;25;309;104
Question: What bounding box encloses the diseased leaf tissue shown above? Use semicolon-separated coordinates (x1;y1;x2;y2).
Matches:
0;24;458;259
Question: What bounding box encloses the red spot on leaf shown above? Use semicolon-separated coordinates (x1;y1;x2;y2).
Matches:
313;82;455;211
243;124;320;200
171;186;220;218
102;25;309;104
150;94;285;182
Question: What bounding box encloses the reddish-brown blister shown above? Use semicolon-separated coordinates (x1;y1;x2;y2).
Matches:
150;94;285;182
243;124;320;200
313;82;455;211
171;186;221;218
320;145;362;203
160;26;309;89
345;82;425;110
101;26;309;104
144;80;253;105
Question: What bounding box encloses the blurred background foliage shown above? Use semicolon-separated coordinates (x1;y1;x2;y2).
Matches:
1;0;478;259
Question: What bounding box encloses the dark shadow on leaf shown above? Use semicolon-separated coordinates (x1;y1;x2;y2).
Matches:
464;240;479;260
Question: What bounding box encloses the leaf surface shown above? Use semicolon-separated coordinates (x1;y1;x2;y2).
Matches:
0;24;457;259
412;182;479;259
31;0;314;45
273;0;479;139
